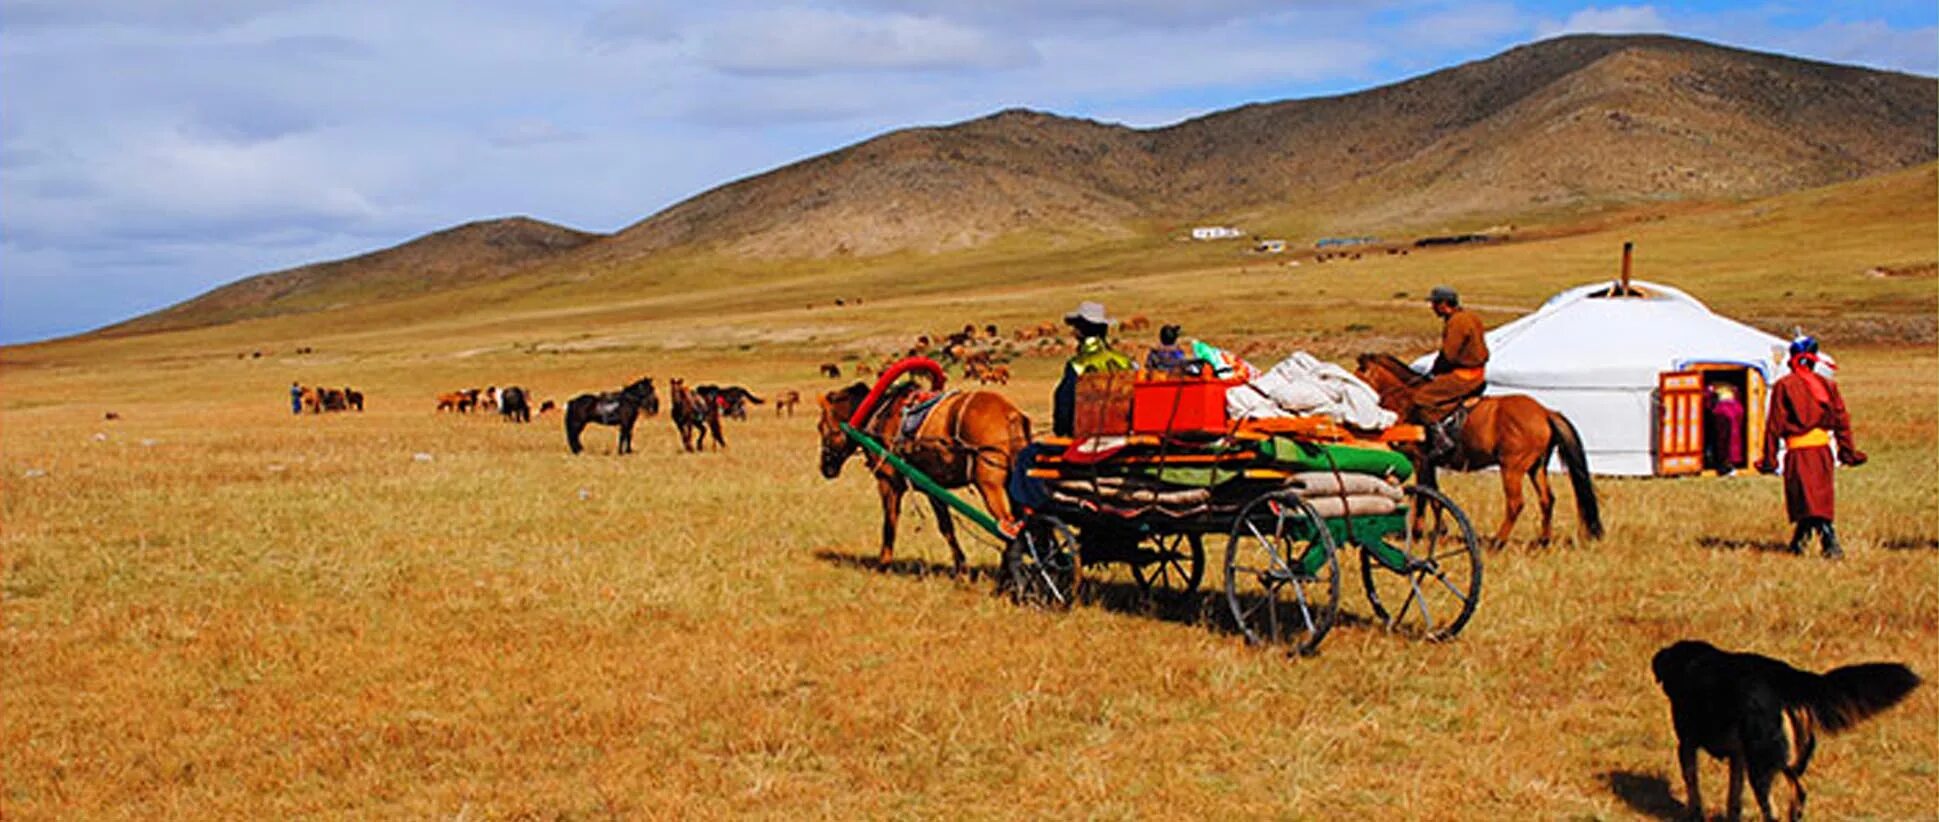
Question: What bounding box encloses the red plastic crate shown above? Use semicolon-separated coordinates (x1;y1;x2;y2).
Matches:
1132;378;1234;435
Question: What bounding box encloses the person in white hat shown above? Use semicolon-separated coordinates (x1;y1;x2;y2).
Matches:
1052;301;1136;436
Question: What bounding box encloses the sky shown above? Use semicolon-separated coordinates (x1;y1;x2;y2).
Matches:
1;2;1934;344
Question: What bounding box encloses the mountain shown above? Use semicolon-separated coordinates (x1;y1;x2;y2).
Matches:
106;217;599;335
114;34;1938;333
609;34;1934;258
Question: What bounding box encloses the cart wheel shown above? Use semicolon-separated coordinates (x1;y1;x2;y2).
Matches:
1360;484;1482;641
1003;515;1082;610
1131;532;1204;604
1223;492;1340;656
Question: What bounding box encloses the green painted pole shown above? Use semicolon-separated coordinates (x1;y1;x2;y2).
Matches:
841;422;1007;539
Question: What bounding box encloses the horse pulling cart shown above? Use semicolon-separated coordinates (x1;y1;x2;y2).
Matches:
838;358;1483;656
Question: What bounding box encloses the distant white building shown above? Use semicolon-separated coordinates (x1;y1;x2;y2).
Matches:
1191;226;1244;240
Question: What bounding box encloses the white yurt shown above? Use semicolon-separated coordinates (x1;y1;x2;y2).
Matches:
1418;279;1789;476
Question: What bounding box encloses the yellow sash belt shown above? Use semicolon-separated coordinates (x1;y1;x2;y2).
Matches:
1786;429;1831;449
1451;366;1485;381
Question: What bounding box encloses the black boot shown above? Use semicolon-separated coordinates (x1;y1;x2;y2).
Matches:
1787;523;1811;555
1425;417;1456;463
1819;521;1844;560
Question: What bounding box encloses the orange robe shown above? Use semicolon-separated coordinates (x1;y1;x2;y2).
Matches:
1411;308;1490;421
1760;368;1858;522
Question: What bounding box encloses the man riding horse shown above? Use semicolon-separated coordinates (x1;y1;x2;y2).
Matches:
1404;285;1490;459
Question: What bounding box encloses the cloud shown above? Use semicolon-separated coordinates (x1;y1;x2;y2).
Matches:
487;118;585;148
0;0;317;30
1397;2;1527;51
1537;5;1667;36
694;8;1037;75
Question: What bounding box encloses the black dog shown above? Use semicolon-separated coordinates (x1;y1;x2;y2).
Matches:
1651;640;1919;821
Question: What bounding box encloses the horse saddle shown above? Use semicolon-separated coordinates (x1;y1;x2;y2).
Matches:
593;397;626;424
899;391;949;441
1427;401;1475;462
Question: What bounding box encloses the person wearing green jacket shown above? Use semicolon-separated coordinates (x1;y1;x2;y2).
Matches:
1052;301;1136;436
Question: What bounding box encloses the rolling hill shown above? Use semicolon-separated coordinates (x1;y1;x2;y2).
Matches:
111;33;1938;334
107;217;600;335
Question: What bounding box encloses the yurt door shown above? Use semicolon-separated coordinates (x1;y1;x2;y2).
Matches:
1656;370;1704;475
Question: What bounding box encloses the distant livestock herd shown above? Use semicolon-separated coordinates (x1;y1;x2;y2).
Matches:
298;385;363;413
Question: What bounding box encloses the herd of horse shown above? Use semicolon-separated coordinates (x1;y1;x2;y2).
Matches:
299;385;363;413
811;350;1605;568
555;377;771;454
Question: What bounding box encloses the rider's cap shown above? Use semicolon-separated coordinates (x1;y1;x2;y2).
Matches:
1064;301;1112;327
1427;285;1459;304
1788;335;1818;357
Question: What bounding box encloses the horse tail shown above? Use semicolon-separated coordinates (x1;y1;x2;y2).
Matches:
565;402;584;454
1547;410;1602;539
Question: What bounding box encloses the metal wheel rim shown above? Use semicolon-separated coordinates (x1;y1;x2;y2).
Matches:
1006;516;1081;610
1223;493;1340;656
1131;532;1204;602
1361;485;1482;641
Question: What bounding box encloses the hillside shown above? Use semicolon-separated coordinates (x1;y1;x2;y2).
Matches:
107;217;601;335
610;34;1935;258
107;34;1936;334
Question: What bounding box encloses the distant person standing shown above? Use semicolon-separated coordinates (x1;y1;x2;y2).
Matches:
1704;384;1745;475
1758;339;1865;558
290;381;303;415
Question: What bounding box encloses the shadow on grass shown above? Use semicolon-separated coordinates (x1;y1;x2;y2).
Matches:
814;546;1391;648
1695;535;1792;553
811;548;1000;583
1602;770;1684;820
1881;536;1939;551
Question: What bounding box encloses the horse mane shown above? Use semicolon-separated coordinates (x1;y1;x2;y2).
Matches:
1359;352;1427;386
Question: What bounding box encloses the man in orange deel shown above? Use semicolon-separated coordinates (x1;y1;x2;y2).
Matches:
1758;336;1865;558
1406;285;1490;458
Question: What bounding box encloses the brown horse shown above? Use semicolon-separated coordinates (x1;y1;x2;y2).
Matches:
669;379;724;452
817;381;1031;576
1356;353;1603;547
775;390;801;417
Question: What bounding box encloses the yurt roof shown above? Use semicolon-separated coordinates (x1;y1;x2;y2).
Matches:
1470;279;1788;389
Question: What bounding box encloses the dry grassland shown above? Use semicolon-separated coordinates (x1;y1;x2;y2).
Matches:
3;170;1936;818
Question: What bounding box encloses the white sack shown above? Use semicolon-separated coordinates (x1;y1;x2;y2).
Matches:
1228;351;1399;430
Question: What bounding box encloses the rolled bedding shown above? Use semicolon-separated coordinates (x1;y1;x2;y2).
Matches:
1289;471;1404;501
1302;494;1400;518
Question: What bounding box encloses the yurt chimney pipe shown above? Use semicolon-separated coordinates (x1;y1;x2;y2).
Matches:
1620;241;1634;295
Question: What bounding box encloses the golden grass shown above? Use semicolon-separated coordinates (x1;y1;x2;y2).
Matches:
3;168;1936;818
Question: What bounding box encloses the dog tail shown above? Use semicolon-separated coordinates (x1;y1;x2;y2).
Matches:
1803;663;1921;733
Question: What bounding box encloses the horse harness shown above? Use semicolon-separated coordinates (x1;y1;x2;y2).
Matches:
862;386;1016;478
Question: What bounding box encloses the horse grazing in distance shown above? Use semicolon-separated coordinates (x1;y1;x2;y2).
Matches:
499;386;531;423
343;387;363;412
817;380;1031;576
819;363;842;379
774;390;801;417
669;379;724;452
565;377;656;454
538;400;557;415
1355;353;1603;547
696;385;764;420
437;391;468;412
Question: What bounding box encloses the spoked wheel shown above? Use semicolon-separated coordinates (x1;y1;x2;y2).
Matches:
1002;515;1082;610
1223;492;1341;656
1360;484;1482;641
1130;532;1204;604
